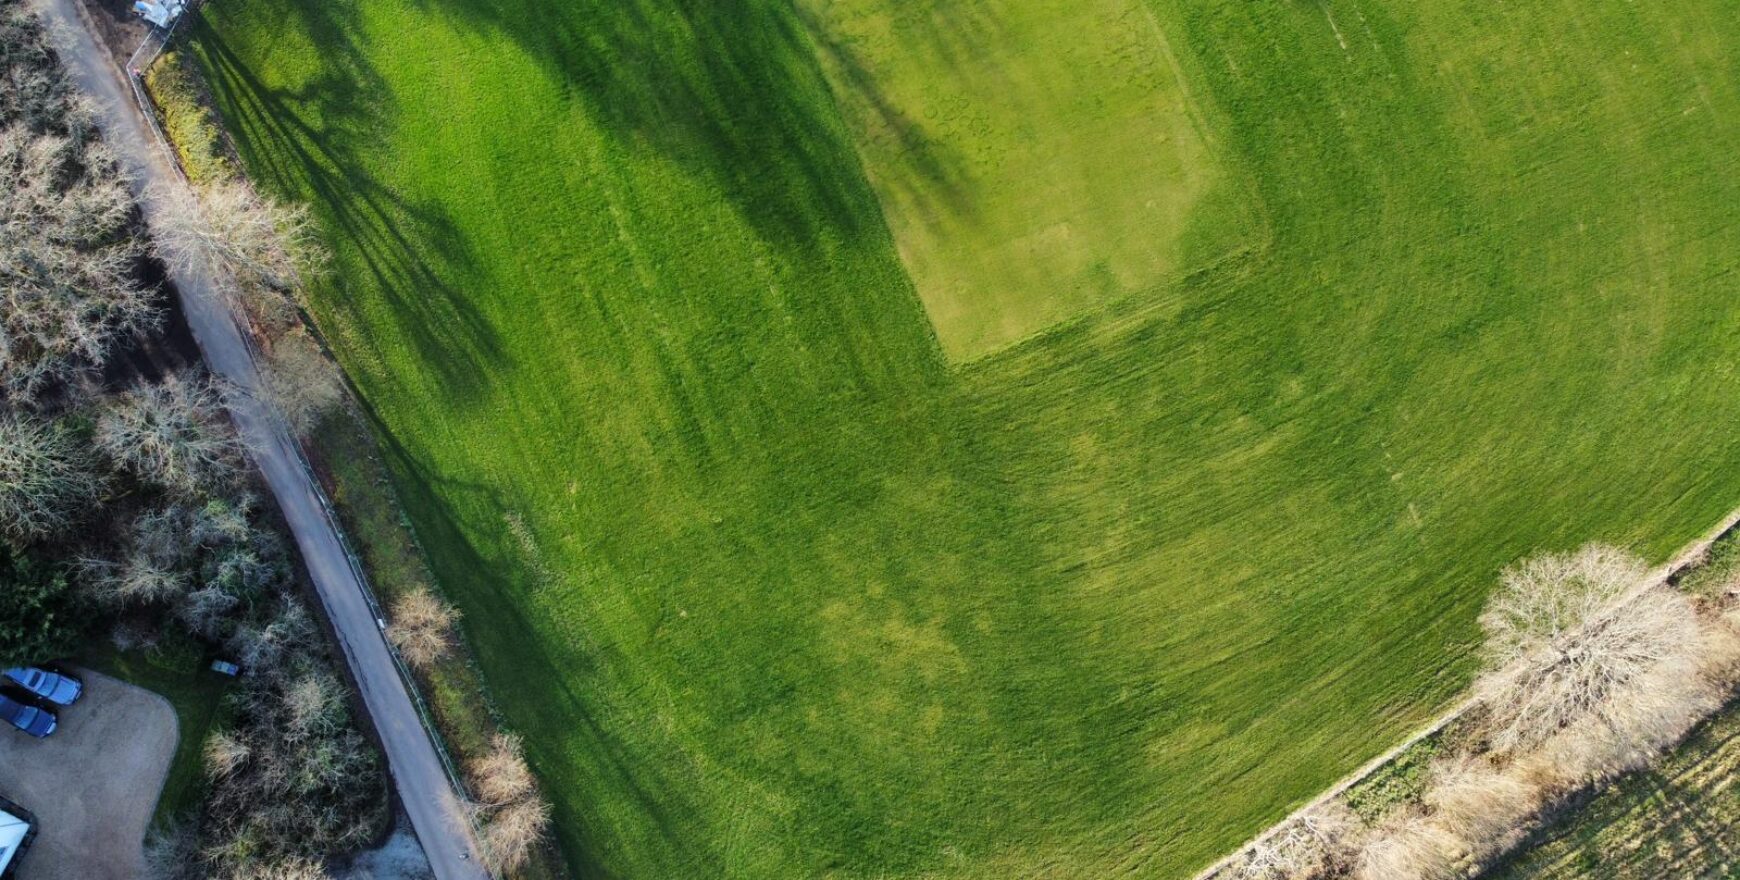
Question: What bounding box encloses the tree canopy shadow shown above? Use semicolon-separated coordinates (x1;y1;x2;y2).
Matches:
382;0;973;250
191;16;504;402
353;393;727;878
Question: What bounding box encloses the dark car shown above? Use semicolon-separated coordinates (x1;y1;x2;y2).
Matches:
0;696;53;738
2;668;80;707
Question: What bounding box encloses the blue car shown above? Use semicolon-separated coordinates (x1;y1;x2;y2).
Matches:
2;668;80;707
0;695;54;738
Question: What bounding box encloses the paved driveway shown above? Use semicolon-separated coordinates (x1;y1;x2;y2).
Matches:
0;671;177;880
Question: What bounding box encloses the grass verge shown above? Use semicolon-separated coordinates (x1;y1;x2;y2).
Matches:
308;404;567;879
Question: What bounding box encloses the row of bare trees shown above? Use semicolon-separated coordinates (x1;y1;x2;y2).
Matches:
386;583;557;872
147;147;345;435
135;31;554;878
7;5;551;871
1216;542;1740;880
1;6;388;879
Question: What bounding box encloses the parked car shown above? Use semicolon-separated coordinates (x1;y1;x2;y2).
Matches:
2;668;80;707
0;696;53;739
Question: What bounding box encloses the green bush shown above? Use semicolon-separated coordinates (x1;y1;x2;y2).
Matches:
144;51;231;185
0;544;80;667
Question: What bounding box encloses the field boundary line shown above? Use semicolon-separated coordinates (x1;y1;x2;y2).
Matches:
1192;502;1740;880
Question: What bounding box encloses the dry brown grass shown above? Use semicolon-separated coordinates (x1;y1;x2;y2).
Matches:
1352;814;1461;880
1420;755;1540;861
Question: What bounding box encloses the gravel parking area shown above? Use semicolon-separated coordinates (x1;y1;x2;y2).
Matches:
0;670;178;880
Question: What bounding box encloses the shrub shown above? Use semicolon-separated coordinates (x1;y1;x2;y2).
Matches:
468;732;535;807
0;543;79;666
204;730;251;780
386;585;460;671
478;793;551;875
465;731;552;873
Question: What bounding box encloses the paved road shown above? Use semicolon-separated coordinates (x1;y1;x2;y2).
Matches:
34;2;492;877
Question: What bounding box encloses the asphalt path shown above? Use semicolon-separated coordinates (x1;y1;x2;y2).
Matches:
32;2;493;876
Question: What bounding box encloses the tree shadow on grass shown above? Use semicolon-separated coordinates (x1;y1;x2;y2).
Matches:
353;394;725;878
192;19;505;403
385;0;972;251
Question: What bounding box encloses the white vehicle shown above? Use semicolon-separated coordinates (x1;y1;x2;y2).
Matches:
130;0;185;29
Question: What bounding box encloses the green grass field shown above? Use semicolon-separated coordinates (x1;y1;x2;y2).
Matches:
189;0;1740;876
801;0;1258;361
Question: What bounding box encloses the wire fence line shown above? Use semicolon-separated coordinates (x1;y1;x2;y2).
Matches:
118;18;501;877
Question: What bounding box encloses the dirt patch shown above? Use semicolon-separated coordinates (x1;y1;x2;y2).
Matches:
0;671;178;880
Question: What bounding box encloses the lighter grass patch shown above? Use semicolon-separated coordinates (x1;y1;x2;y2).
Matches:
803;0;1249;362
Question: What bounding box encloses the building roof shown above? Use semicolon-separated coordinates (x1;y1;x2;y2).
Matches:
0;804;30;875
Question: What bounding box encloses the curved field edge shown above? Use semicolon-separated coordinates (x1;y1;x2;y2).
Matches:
186;0;1740;877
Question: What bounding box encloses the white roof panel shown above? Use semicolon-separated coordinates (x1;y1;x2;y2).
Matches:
0;807;29;874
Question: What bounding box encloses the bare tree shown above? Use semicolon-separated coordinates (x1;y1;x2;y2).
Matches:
1527;649;1727;787
258;328;345;435
0;414;103;540
1473;544;1703;753
0;5;77;131
147;178;319;326
478;793;551;875
386;586;460;671
280;672;342;744
0;122;157;403
1227;802;1365;879
227;598;316;676
468;732;536;808
78;504;196;609
96;375;243;495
